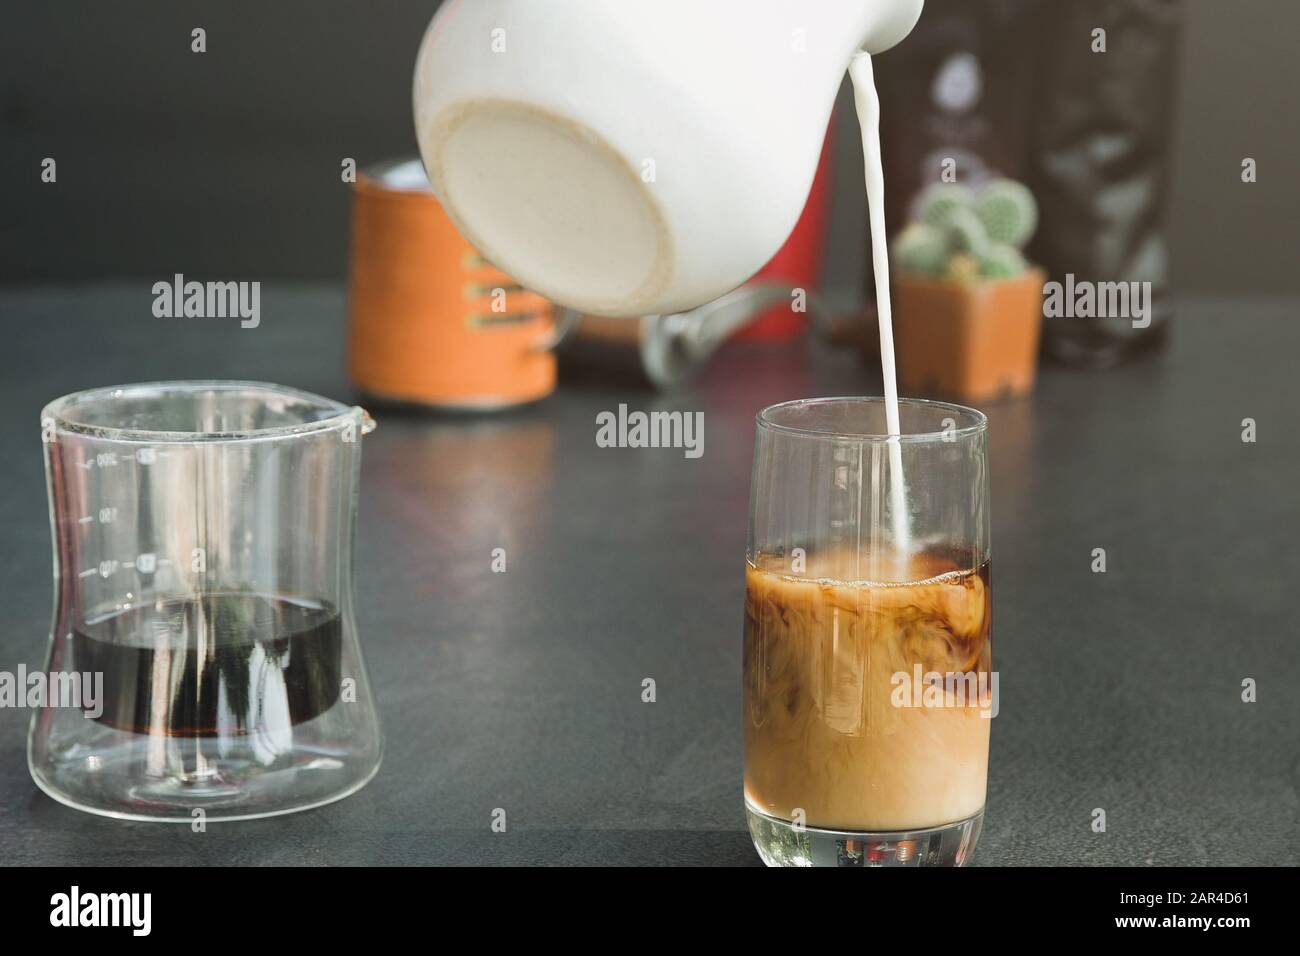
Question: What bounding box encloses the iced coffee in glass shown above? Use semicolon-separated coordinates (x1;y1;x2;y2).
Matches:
744;398;992;867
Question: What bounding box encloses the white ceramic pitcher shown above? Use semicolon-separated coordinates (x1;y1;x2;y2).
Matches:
414;0;924;318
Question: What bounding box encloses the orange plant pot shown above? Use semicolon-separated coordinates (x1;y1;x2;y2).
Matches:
894;268;1045;402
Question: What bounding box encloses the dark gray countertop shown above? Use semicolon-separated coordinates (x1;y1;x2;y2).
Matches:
1;284;1296;866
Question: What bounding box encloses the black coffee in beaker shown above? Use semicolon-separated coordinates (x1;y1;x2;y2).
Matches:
72;593;342;737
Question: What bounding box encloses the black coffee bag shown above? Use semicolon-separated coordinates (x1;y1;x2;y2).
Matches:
874;0;1185;366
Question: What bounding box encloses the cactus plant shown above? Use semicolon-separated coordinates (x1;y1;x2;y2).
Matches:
892;223;950;276
980;242;1027;279
945;253;982;284
974;179;1037;247
917;182;975;230
893;177;1038;282
894;179;1044;402
946;207;990;261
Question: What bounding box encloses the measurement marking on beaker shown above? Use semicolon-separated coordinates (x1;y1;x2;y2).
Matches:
78;516;94;525
82;560;120;579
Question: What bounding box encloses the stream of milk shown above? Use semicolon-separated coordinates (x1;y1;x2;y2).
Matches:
849;52;911;558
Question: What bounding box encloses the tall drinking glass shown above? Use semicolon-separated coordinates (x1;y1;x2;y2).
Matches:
744;397;992;866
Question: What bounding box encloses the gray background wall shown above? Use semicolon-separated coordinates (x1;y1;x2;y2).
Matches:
2;0;1296;294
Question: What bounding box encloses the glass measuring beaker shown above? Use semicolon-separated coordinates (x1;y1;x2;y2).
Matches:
30;381;384;822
